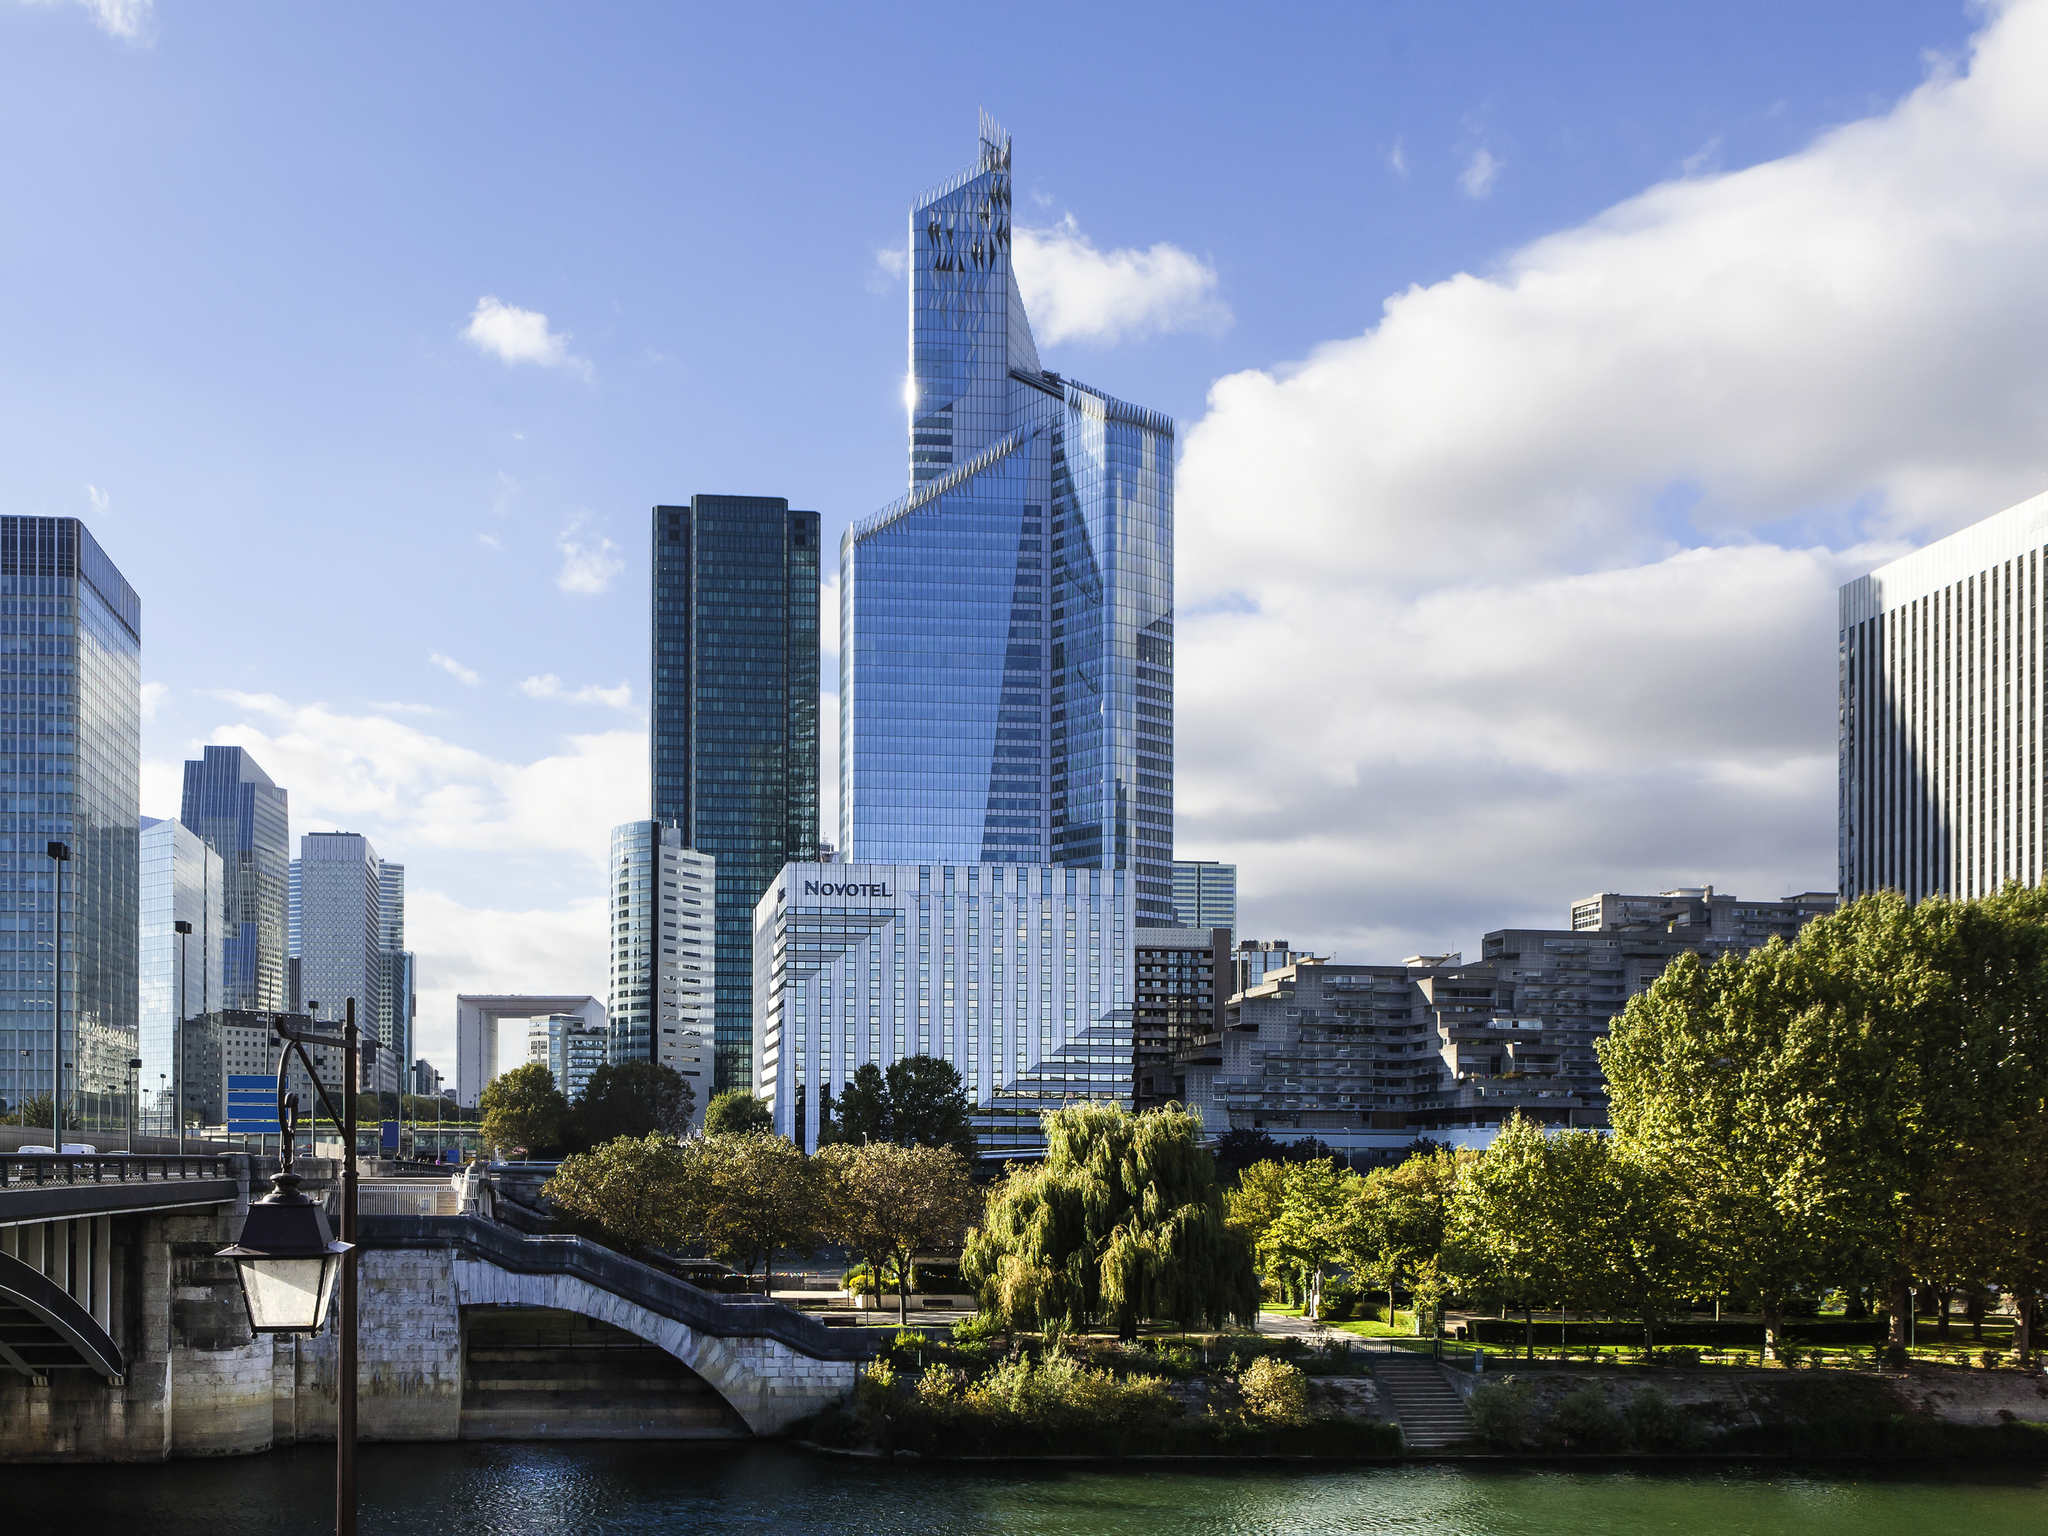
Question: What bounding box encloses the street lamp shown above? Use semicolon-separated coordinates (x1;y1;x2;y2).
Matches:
126;1057;142;1153
174;919;192;1155
47;840;69;1150
216;998;361;1536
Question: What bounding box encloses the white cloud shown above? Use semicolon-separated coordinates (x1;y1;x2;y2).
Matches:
1458;146;1502;199
461;296;591;379
86;483;109;513
367;699;439;716
519;674;634;711
139;680;166;721
1387;137;1409;179
1174;0;2048;962
555;515;623;595
409;890;609;1073
23;0;152;40
1011;215;1230;346
429;652;480;687
476;532;502;551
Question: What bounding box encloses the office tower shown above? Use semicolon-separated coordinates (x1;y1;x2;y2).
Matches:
379;862;415;1087
180;744;290;1012
1840;487;2048;901
0;518;140;1127
607;820;715;1080
839;117;1175;921
138;817;225;1133
293;831;405;1094
411;1058;443;1099
651;496;820;1090
1232;938;1320;996
1132;925;1230;1111
1170;860;1237;929
755;862;1131;1156
526;1012;609;1103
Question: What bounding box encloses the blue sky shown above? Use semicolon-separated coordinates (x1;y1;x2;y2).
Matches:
5;0;2041;1073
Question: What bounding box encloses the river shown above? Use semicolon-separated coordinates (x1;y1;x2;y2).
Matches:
6;1443;2043;1534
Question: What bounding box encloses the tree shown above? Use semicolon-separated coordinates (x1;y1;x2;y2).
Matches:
962;1102;1257;1339
478;1062;570;1158
1353;1145;1466;1340
703;1088;772;1136
883;1056;977;1156
819;1141;979;1326
1448;1114;1567;1359
1259;1159;1365;1319
543;1133;690;1254
573;1061;695;1146
1224;1158;1291;1255
9;1093;53;1131
827;1062;891;1144
672;1131;819;1291
1212;1128;1287;1181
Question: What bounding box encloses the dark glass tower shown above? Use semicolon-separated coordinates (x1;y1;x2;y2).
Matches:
652;495;820;1090
181;744;290;1013
0;517;141;1128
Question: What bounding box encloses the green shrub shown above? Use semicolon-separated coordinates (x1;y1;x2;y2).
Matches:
1239;1356;1310;1425
1654;1346;1702;1367
1980;1349;2009;1370
1320;1279;1360;1321
1622;1387;1702;1452
915;1362;961;1407
1550;1385;1626;1451
950;1311;1005;1346
1469;1379;1534;1449
856;1357;896;1411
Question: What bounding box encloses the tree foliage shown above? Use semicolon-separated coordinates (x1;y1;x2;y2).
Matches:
573;1060;695;1145
543;1132;689;1253
962;1102;1257;1338
823;1055;977;1156
703;1088;772;1137
819;1140;980;1325
478;1062;570;1158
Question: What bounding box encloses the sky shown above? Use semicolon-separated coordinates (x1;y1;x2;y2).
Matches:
6;0;2047;1077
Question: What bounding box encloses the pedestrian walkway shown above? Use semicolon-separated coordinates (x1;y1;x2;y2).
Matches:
1367;1351;1472;1450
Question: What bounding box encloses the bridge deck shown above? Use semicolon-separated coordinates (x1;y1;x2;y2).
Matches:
0;1154;238;1225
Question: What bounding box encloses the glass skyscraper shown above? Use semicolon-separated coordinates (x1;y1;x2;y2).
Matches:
651;496;820;1090
0;517;141;1128
138;817;225;1133
840;117;1176;921
180;744;289;1012
292;831;407;1095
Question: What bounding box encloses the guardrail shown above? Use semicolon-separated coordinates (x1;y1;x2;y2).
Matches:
2;1153;235;1190
360;1213;871;1361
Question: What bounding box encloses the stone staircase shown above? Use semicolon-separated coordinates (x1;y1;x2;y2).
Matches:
1368;1351;1472;1450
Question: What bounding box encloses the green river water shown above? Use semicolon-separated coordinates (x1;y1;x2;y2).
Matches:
5;1444;2044;1535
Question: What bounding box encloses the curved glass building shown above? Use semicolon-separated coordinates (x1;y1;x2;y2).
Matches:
840;116;1175;923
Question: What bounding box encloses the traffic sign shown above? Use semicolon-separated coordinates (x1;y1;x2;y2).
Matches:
226;1073;282;1135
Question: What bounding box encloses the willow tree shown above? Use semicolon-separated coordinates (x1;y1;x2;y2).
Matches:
962;1102;1257;1339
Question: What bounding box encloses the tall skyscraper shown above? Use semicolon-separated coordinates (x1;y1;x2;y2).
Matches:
0;518;140;1127
651;496;820;1089
1170;860;1237;929
292;831;407;1095
139;817;225;1133
1840;487;2048;901
840;117;1176;921
180;744;289;1012
607;819;715;1081
379;861;415;1092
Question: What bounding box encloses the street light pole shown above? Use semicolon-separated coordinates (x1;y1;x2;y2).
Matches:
174;919;192;1154
126;1057;141;1152
48;840;69;1149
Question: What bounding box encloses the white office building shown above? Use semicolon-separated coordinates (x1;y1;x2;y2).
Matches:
527;1012;610;1103
1840;487;2048;901
138;817;225;1135
754;861;1133;1158
607;820;715;1077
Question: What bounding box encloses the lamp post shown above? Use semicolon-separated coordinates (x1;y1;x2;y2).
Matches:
126;1056;142;1152
174;919;193;1154
217;997;360;1536
48;840;69;1149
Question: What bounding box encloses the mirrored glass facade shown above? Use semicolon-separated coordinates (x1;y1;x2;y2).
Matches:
651;496;820;1090
180;744;289;1013
841;118;1175;921
139;816;225;1133
0;517;141;1129
754;861;1132;1157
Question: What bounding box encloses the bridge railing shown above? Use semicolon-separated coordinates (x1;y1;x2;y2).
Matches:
1;1153;235;1191
360;1214;871;1361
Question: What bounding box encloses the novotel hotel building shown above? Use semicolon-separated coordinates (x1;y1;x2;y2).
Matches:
753;861;1133;1156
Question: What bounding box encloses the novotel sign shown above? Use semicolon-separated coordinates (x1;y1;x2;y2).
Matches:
804;879;894;899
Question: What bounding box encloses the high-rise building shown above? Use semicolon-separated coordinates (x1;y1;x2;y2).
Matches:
754;862;1133;1156
292;831;406;1095
1170;861;1237;930
1232;938;1321;996
527;1012;609;1103
1133;925;1230;1111
838;118;1175;922
1840;487;2048;901
180;744;289;1013
139;817;225;1134
0;518;140;1128
651;496;820;1090
607;820;715;1080
411;1057;443;1099
379;862;415;1089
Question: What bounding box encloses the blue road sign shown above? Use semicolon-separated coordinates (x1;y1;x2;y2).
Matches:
226;1073;282;1135
380;1119;400;1154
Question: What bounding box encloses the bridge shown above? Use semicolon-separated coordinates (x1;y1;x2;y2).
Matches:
0;1154;864;1461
